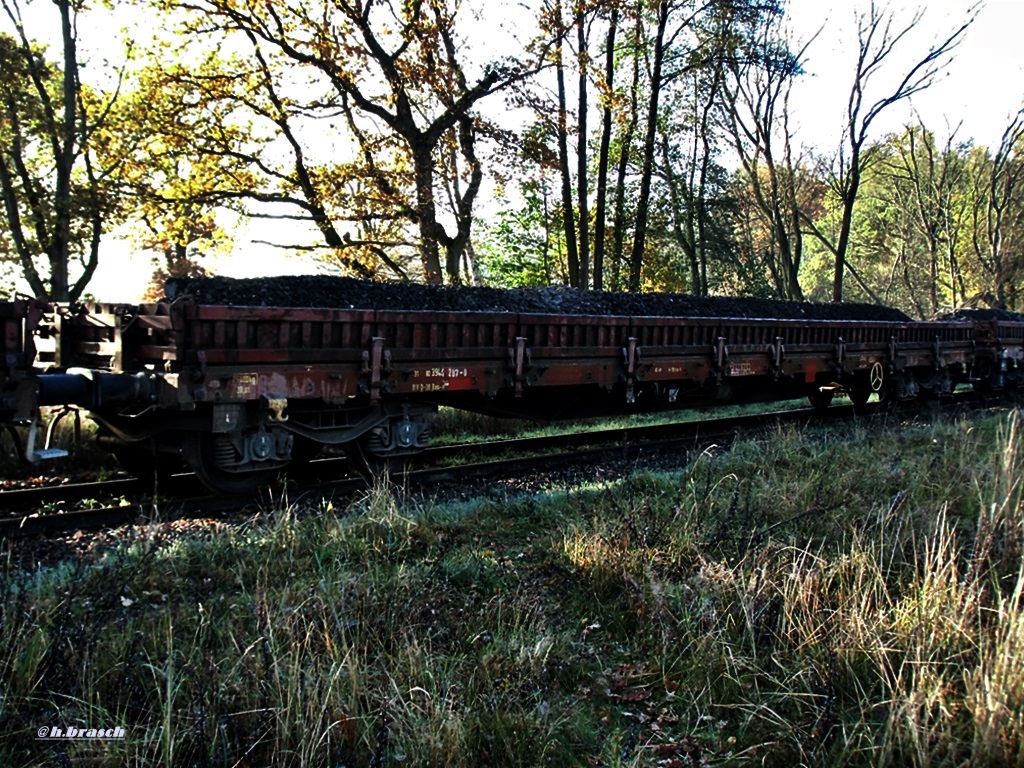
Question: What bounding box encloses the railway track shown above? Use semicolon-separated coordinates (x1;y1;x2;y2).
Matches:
0;396;979;540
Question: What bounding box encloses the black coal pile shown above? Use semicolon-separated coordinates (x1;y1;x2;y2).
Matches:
165;275;913;321
936;308;1024;323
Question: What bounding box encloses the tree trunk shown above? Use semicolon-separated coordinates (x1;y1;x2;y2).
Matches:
51;0;79;301
781;96;804;301
832;150;861;302
70;193;102;302
556;18;580;287
541;172;553;283
629;0;668;292
660;123;700;292
611;27;641;290
412;147;445;284
695;67;725;297
593;6;618;291
441;116;485;285
576;6;590;290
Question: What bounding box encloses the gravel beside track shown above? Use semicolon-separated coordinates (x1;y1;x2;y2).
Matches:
166;275;912;321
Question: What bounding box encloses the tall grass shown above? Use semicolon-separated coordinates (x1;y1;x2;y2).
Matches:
2;409;1023;766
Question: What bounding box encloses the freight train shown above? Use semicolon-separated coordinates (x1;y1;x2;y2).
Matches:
2;277;1022;494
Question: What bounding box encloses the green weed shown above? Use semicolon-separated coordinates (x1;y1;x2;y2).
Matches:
2;408;1023;766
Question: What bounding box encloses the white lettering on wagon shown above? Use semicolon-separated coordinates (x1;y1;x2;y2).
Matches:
410;367;470;393
729;361;755;377
413;367;469;379
230;372;259;398
411;381;451;393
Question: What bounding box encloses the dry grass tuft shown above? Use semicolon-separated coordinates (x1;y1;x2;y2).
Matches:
3;408;1024;766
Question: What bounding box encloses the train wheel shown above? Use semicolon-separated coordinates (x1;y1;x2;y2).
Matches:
347;439;414;482
290;436;323;463
808;388;834;411
98;432;182;485
848;387;871;407
348;451;389;481
972;372;998;400
188;435;280;496
110;445;182;485
280;436;326;482
194;464;277;496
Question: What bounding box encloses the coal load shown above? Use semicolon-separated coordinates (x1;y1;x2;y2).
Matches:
936;308;1024;323
165;275;912;322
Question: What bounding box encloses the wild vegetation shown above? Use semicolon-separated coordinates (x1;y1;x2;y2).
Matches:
2;408;1023;766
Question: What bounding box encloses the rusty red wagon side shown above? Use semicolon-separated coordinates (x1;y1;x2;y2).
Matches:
35;296;982;493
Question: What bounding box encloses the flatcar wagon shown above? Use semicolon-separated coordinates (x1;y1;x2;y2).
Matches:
3;280;1022;494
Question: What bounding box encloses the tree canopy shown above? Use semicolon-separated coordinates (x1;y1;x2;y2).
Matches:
0;3;116;301
1;0;1019;313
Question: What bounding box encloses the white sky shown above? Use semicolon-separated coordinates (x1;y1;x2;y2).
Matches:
784;0;1024;150
6;0;1024;299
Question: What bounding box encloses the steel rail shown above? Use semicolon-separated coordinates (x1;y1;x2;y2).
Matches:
1;404;832;515
0;395;983;540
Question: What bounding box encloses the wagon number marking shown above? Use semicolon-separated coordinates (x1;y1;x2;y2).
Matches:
411;367;469;393
231;372;259;398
